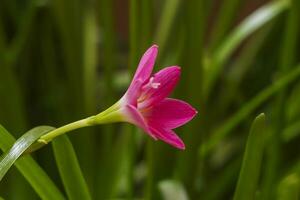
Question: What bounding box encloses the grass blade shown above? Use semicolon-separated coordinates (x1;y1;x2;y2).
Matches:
209;0;243;51
83;7;98;115
203;0;289;98
202;64;300;155
233;113;267;200
175;1;206;197
0;126;54;180
6;0;38;67
282;120;300;142
52;135;91;200
261;0;300;198
277;173;300;200
219;26;273;113
0;125;64;200
129;0;140;68
203;158;242;200
154;0;181;58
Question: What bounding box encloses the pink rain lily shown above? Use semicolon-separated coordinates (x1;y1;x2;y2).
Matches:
32;44;196;149
117;45;197;150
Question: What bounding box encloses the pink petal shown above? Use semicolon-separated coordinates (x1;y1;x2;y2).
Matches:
122;105;157;140
149;126;185;150
132;45;158;83
124;78;143;106
147;98;197;129
139;66;181;109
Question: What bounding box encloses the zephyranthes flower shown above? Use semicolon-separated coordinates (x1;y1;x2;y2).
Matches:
35;45;197;151
95;45;197;149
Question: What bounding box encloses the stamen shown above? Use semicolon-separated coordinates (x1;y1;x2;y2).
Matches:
138;77;160;103
149;77;160;89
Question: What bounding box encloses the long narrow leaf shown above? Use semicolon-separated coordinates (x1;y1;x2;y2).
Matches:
52;135;91;200
277;173;299;200
233;113;267;200
203;0;289;98
209;0;243;51
154;0;181;57
0;126;54;180
202;65;300;155
260;0;300;197
282;120;300;142
0;125;64;200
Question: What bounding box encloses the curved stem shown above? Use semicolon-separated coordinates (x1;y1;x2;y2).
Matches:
26;101;123;153
38;117;95;144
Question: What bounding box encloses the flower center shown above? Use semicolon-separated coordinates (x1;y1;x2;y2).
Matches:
137;77;160;104
149;77;161;89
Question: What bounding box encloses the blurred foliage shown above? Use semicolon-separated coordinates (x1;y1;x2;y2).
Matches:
1;0;300;199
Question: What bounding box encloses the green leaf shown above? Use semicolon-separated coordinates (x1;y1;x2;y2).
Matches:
129;0;140;69
233;113;267;200
95;126;135;199
52;135;91;200
0;125;65;200
219;25;273;112
282;120;300;142
0;126;55;180
209;0;243;51
83;7;98;114
201;65;300;155
277;173;300;200
203;0;289;98
154;0;181;57
203;158;242;200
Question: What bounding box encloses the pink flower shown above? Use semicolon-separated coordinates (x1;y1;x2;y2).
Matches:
117;45;197;150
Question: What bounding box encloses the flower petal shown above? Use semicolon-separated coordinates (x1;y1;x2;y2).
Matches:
139;66;181;108
122;105;157;140
124;78;143;106
132;45;158;83
147;98;197;129
149;127;185;150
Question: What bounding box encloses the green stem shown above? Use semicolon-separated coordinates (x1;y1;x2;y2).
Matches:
38;117;94;144
27;102;123;151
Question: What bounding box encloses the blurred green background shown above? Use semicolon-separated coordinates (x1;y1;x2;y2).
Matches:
1;0;300;199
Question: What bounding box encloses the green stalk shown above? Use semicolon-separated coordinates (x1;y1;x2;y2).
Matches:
139;1;157;199
52;135;91;200
209;0;243;51
154;0;181;59
6;0;37;67
0;7;32;199
0;15;6;53
203;158;241;200
175;1;206;197
233;114;267;200
277;174;300;200
203;0;289;99
129;0;140;69
83;7;98;115
202;65;300;156
261;0;300;198
95;0;124;199
50;0;84;123
141;0;152;50
126;0;141;198
38;118;94;144
27;102;123;153
282;120;300;142
219;25;272;114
